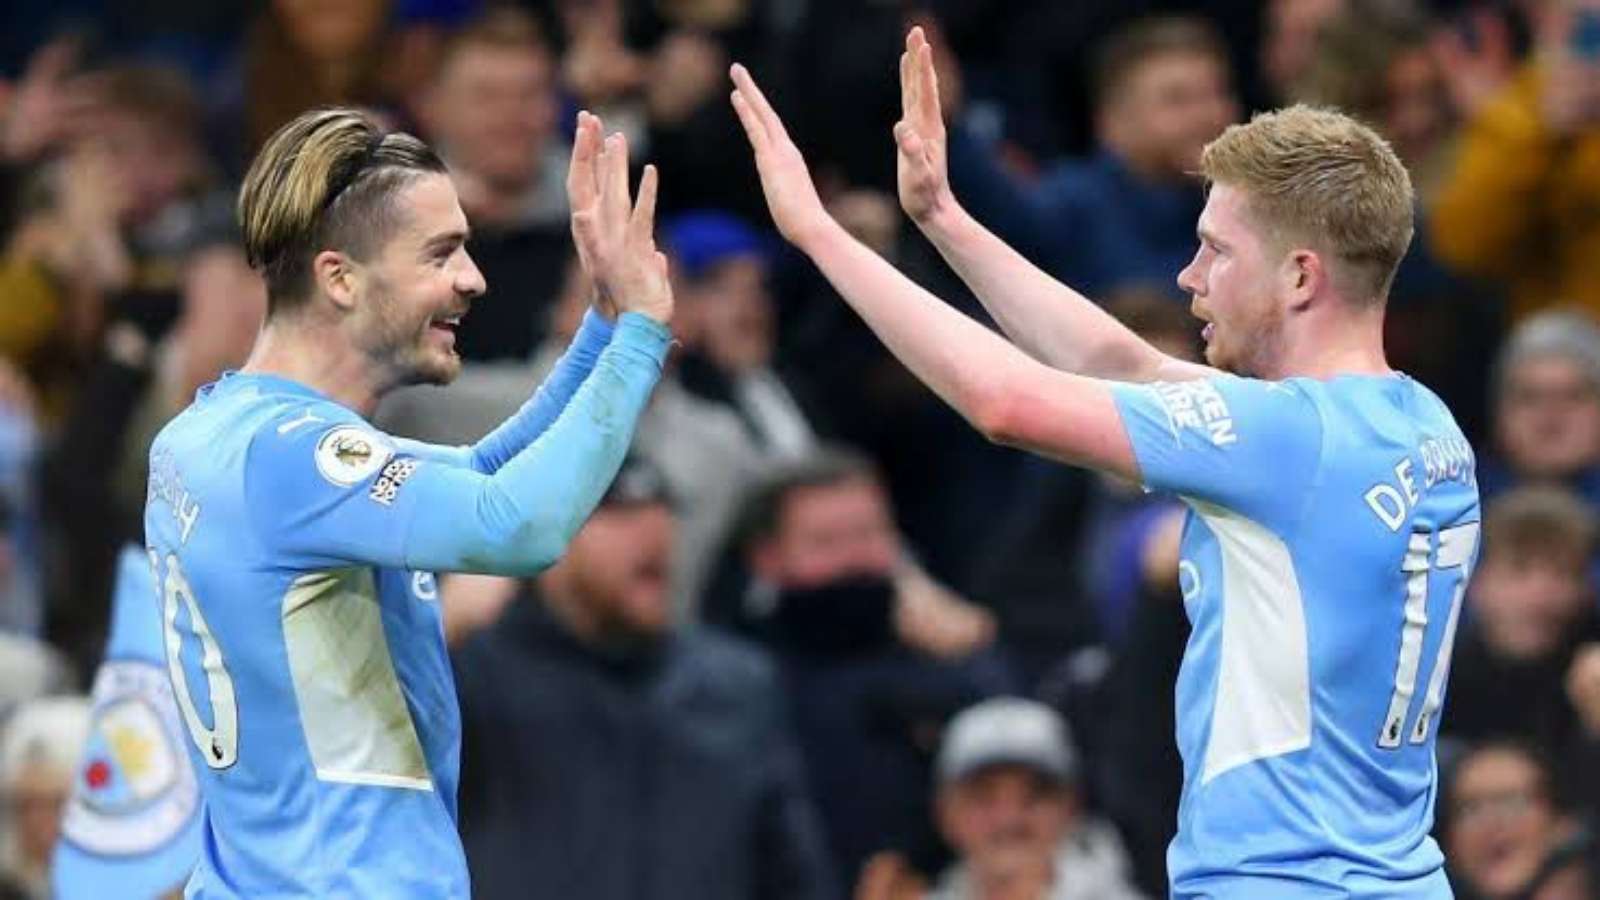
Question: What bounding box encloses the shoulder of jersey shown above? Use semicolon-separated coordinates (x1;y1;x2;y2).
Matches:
259;404;396;488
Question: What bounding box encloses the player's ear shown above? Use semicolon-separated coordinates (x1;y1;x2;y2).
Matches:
313;249;361;313
1282;248;1321;312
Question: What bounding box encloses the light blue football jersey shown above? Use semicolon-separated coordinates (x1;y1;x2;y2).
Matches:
1112;373;1480;899
141;312;668;898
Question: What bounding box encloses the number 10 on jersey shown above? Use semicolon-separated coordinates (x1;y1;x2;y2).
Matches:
1378;521;1479;750
149;549;240;769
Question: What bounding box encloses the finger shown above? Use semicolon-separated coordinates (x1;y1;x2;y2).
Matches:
729;63;789;142
566;111;598;210
900;50;914;120
629;163;659;245
600;133;631;232
730;90;769;154
917;44;942;127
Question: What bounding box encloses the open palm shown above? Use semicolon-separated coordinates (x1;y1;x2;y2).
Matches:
566;110;672;323
728;64;831;249
894;27;953;225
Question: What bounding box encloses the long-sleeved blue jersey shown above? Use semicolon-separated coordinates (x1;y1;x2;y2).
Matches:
142;310;669;898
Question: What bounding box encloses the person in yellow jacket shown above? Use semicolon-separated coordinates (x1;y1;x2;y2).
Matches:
1429;2;1600;321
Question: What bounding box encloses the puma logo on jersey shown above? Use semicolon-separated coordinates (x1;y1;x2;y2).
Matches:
277;411;325;435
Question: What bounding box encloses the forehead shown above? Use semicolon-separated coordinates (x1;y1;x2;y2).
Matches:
442;41;549;80
1198;183;1252;235
1454;749;1541;794
389;173;466;241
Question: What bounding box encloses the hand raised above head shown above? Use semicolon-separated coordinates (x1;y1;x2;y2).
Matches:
728;63;832;251
894;26;955;226
567;111;672;324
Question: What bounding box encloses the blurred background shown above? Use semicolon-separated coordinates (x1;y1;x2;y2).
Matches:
2;0;1600;897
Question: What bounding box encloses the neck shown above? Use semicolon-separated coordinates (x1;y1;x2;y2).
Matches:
241;311;392;417
1269;302;1391;381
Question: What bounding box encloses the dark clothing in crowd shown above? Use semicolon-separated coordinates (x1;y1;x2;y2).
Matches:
454;597;839;900
1076;582;1190;898
453;224;569;362
1444;613;1600;811
757;577;1017;884
948;133;1204;303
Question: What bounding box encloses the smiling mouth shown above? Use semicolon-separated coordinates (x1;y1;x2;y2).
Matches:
429;313;464;336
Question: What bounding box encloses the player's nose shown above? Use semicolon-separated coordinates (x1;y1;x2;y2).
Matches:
456;251;487;298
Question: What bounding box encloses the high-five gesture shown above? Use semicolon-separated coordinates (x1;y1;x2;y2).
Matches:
728;64;832;250
894;27;955;226
566;110;673;323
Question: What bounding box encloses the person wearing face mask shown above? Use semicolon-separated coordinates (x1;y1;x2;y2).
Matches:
734;448;1016;889
450;454;837;900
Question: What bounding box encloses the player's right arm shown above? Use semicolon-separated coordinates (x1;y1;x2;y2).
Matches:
731;63;1138;482
894;27;1209;385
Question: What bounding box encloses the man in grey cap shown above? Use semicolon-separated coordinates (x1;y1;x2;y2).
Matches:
918;698;1143;900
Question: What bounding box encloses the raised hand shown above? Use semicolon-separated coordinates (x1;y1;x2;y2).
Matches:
567;111;672;324
894;26;955;226
728;63;832;249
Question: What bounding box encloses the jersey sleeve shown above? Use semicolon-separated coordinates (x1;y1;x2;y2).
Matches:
466;307;615;474
244;312;670;575
1110;375;1324;522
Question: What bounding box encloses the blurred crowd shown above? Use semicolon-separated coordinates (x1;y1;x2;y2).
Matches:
1;0;1600;898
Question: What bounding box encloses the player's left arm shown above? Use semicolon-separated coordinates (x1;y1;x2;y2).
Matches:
458;306;615;473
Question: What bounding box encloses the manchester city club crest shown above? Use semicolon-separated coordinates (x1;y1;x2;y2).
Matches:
61;660;200;856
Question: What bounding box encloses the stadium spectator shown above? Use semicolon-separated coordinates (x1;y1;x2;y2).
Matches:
1287;1;1506;440
1479;311;1600;508
0;696;90;900
0;636;73;727
1430;0;1600;321
412;7;571;361
645;210;819;611
1443;740;1599;899
235;0;395;160
734;449;1015;887
859;697;1143;900
1260;0;1347;105
945;15;1238;303
452;455;837;900
1443;486;1600;808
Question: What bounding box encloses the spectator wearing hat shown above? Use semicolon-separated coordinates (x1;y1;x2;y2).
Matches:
625;209;829;613
451;455;838;900
858;698;1143;900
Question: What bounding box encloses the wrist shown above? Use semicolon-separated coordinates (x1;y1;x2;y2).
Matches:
918;196;969;244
